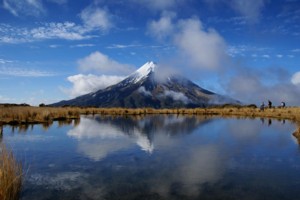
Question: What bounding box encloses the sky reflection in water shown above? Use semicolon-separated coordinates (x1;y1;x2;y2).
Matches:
2;115;300;200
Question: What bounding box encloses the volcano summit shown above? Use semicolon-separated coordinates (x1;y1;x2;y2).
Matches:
52;62;239;108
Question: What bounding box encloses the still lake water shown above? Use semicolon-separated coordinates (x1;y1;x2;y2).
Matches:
2;115;300;200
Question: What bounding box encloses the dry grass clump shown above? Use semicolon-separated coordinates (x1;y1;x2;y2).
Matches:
0;143;23;200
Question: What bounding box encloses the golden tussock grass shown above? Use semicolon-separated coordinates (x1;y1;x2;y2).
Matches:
1;106;300;124
0;143;23;200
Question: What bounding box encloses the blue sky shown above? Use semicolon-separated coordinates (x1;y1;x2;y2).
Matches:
0;0;300;105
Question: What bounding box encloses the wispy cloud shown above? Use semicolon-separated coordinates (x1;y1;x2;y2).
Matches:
71;44;95;48
106;44;142;49
80;6;113;32
48;0;68;5
0;58;14;64
292;49;300;53
3;0;69;17
0;22;93;43
208;16;247;26
30;22;90;40
148;11;176;40
0;66;56;77
262;54;270;58
49;44;61;48
3;0;45;17
0;95;12;102
227;45;274;58
205;0;269;23
228;0;268;23
129;0;184;11
0;4;114;44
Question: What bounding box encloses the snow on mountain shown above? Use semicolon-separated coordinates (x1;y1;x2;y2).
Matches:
130;61;156;83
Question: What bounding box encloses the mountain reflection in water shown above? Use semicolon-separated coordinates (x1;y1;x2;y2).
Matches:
2;115;300;200
67;115;211;159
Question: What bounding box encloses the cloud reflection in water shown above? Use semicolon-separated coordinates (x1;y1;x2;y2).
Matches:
64;115;296;199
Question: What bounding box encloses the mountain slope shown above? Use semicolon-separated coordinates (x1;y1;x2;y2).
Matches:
52;61;239;108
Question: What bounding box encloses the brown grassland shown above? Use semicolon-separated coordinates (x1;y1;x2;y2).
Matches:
1;105;300;124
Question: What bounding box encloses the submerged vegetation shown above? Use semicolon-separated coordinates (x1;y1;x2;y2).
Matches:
0;143;23;200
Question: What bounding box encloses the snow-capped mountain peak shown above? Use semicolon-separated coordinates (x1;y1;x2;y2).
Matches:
136;61;156;75
51;61;240;108
131;61;156;83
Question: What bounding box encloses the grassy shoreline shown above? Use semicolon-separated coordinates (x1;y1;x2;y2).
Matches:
1;106;300;141
1;106;300;125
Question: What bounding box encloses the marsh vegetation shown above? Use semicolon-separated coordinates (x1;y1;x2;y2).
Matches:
0;143;23;200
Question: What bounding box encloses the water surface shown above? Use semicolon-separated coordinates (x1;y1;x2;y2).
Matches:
2;115;300;200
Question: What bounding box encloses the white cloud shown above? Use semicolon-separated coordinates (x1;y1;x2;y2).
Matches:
276;54;283;58
130;0;182;11
49;44;61;48
225;68;300;106
174;18;228;70
148;15;228;70
0;66;55;77
292;49;300;53
3;0;45;17
0;58;13;64
106;44;141;49
262;54;270;58
291;72;300;85
0;22;93;43
204;0;268;23
0;95;11;102
164;90;189;104
138;86;152;96
71;44;95;48
0;4;114;44
80;6;113;31
77;51;134;75
148;11;176;40
228;0;268;23
64;52;134;97
227;45;246;57
30;22;88;40
47;0;67;4
63;74;125;97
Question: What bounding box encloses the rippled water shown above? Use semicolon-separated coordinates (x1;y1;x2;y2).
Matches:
2;115;300;200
